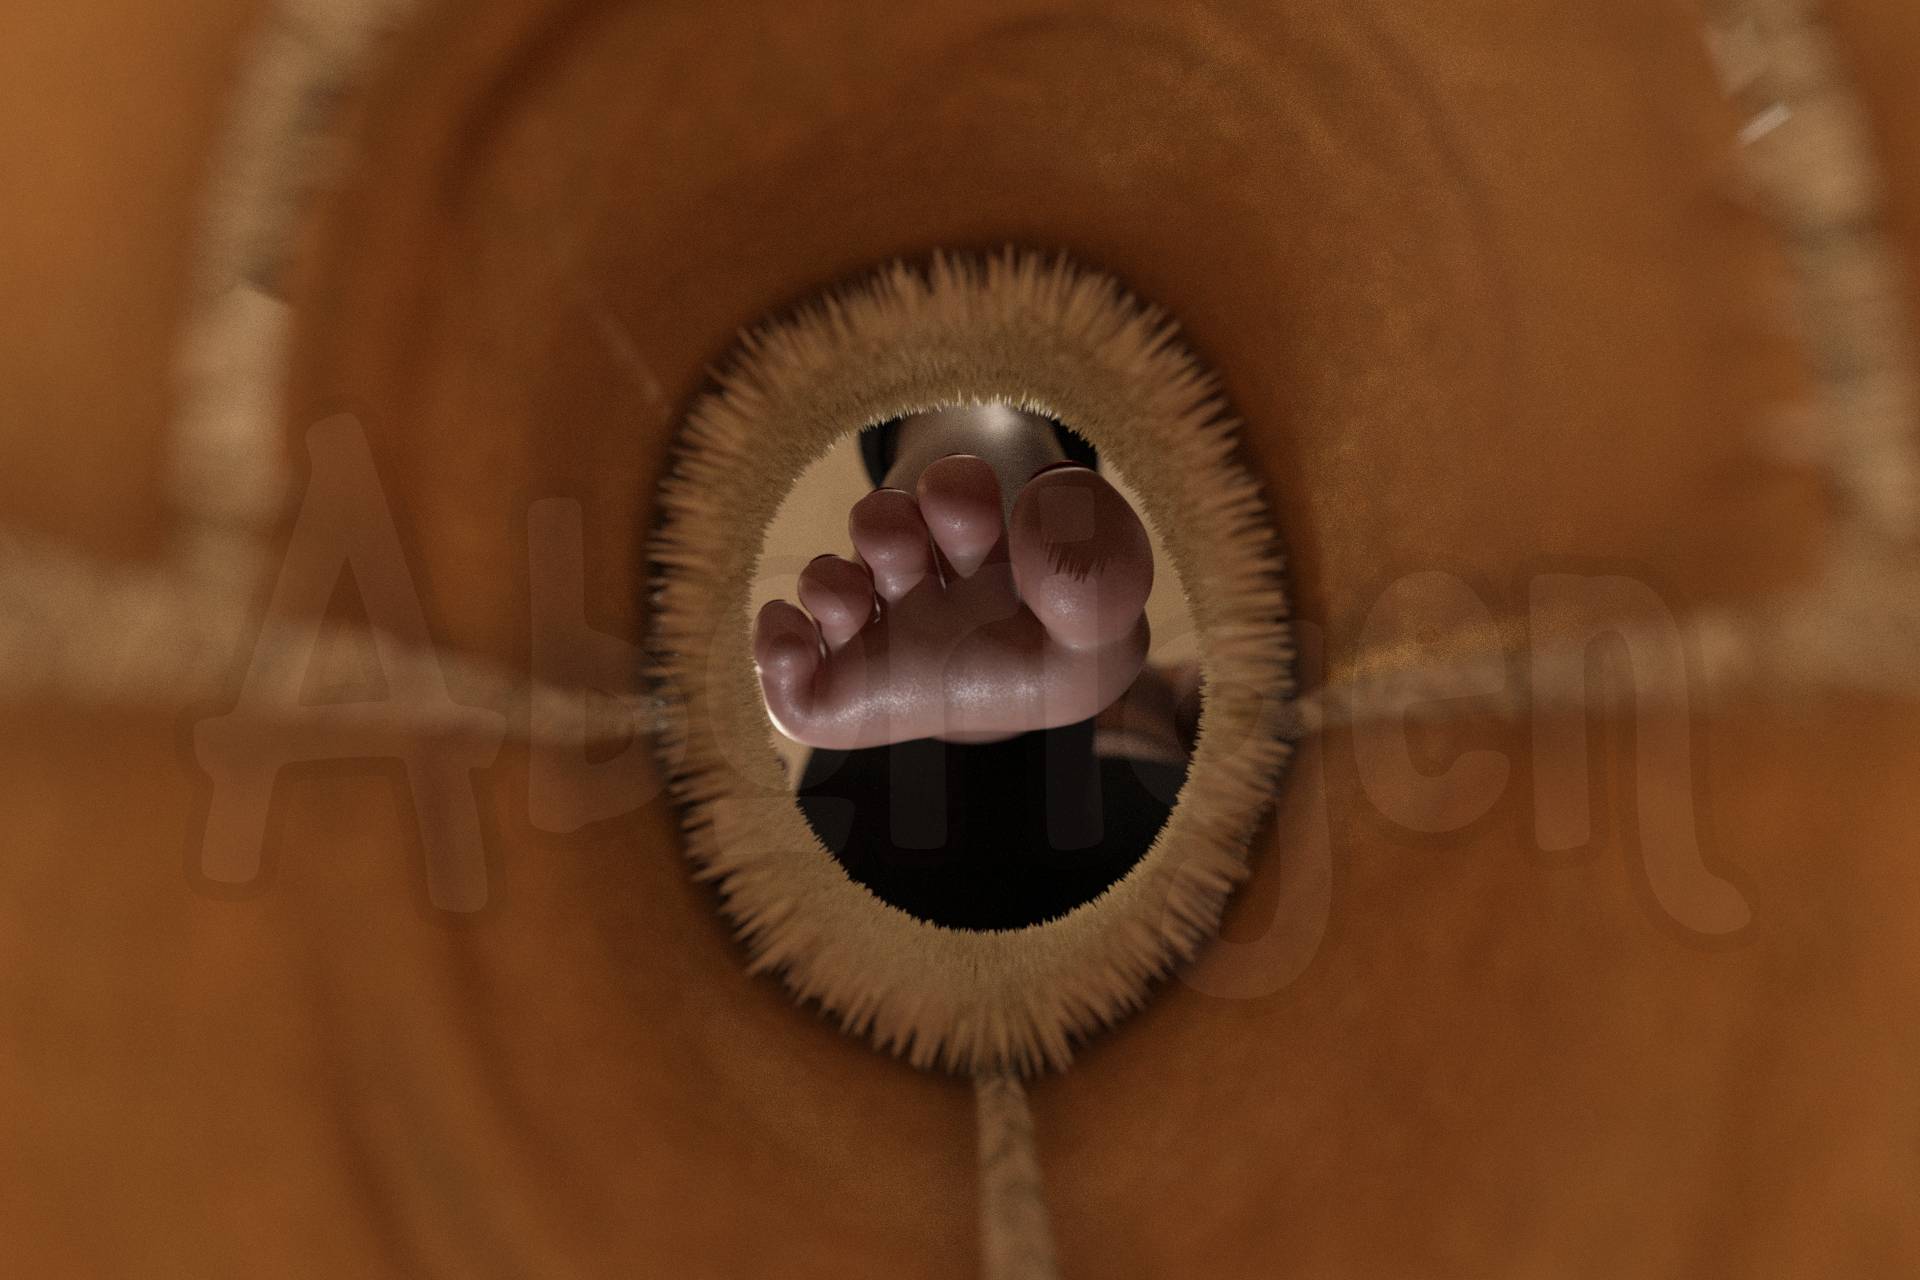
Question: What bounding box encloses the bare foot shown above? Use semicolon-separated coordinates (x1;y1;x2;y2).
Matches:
754;455;1153;749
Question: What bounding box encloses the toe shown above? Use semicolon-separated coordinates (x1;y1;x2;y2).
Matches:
752;599;822;738
916;454;1005;578
797;554;876;649
1008;465;1154;651
849;488;932;601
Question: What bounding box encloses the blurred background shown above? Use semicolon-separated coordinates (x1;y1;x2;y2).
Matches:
2;1;1918;1276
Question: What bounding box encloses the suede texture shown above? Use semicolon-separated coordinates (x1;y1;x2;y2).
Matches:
1;0;1917;1275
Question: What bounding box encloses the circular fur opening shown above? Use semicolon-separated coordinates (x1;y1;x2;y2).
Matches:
649;252;1293;1073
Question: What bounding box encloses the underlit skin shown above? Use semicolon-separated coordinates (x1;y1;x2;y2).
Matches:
752;412;1155;749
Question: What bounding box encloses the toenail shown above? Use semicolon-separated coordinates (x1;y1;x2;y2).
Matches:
1029;460;1092;480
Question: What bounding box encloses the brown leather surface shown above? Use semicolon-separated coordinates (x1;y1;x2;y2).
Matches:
3;0;1917;1275
0;0;258;554
293;0;1828;666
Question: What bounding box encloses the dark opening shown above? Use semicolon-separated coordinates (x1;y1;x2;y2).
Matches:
795;718;1186;930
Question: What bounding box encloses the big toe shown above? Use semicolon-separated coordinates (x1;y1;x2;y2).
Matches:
1008;465;1154;651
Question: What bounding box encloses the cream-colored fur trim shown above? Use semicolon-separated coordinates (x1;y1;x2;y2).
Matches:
649;252;1295;1074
